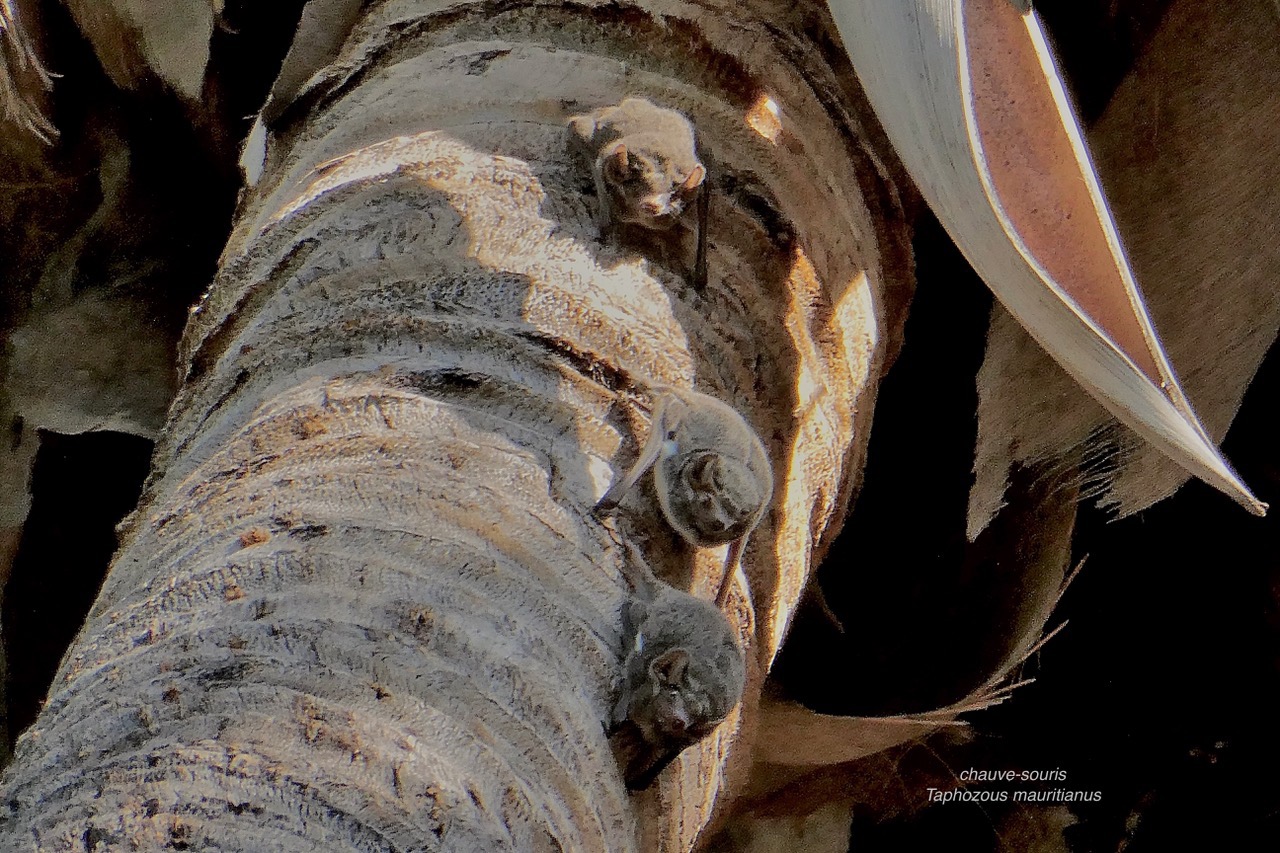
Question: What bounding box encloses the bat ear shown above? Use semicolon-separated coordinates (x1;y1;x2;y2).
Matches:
680;164;706;193
605;144;630;178
651;648;690;686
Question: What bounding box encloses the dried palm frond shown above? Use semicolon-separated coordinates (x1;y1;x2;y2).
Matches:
829;0;1265;525
1;0;55;143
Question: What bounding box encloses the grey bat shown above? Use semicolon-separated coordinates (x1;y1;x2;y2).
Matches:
609;542;746;790
596;386;772;605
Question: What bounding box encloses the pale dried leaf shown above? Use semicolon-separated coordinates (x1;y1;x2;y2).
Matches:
6;291;178;439
971;0;1280;528
64;0;213;100
755;698;961;767
262;0;363;125
828;0;1263;523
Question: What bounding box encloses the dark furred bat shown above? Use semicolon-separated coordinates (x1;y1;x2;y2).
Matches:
609;542;746;790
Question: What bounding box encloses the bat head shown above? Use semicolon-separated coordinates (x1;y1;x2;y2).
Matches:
600;140;705;229
641;648;722;743
674;451;766;543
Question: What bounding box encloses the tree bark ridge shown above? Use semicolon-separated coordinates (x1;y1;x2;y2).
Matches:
1;1;905;849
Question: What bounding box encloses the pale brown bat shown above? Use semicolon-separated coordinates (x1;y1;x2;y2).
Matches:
568;96;710;288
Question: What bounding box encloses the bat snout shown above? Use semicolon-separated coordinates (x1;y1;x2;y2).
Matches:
640;197;669;217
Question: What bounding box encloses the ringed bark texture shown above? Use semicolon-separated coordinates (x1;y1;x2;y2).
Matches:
0;1;904;849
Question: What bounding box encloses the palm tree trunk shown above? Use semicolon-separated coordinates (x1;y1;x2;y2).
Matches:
0;1;908;848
